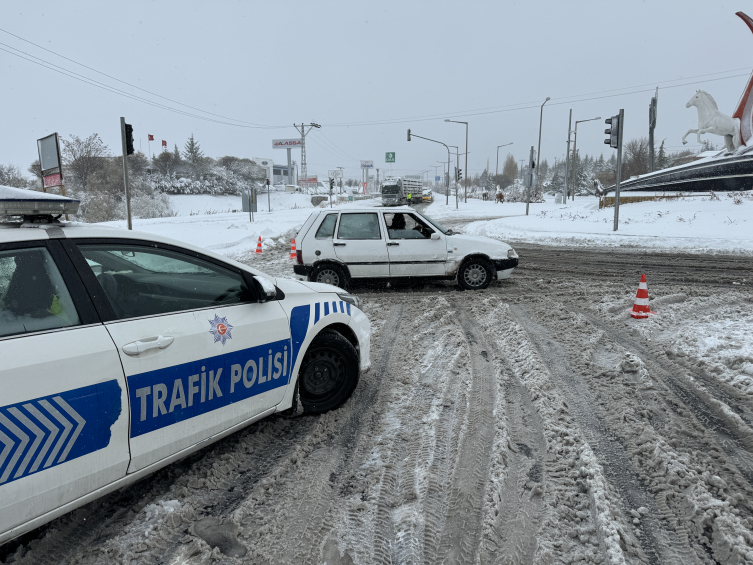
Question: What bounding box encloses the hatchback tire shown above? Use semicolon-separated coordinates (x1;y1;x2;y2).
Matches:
311;263;348;289
298;330;359;414
457;257;494;290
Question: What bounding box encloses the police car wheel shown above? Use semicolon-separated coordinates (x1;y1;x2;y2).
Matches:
458;258;493;291
298;331;359;414
311;264;347;289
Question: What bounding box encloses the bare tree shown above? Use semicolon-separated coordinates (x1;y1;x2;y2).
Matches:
61;134;110;190
622;137;650;179
0;164;30;188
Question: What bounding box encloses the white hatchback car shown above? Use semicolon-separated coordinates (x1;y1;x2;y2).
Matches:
293;207;519;290
0;218;370;545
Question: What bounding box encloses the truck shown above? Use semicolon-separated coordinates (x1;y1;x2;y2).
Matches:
381;175;423;206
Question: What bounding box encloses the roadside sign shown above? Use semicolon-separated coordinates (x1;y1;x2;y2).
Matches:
385;152;395;163
37;133;62;176
273;139;302;149
360;160;374;168
328;169;343;179
435;176;441;182
43;173;62;188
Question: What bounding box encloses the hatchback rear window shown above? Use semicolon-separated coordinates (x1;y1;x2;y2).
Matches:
315;214;338;239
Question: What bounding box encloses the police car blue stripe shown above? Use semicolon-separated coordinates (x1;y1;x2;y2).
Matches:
324;302;329;316
0;381;121;485
314;303;320;324
128;339;291;437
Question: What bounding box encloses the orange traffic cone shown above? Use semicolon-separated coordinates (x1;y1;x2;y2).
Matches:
255;236;263;254
290;238;297;259
630;274;654;319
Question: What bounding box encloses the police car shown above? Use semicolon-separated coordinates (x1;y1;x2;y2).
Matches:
293;206;519;290
0;186;370;545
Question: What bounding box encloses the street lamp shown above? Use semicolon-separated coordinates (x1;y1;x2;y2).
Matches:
408;129;454;207
496;143;513;177
444;119;469;203
536;97;550;190
449;145;460;208
570;116;601;201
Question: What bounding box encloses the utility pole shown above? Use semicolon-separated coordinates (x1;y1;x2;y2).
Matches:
287;147;293;187
564;109;572;203
536;97;550;191
376;168;380;193
293;122;320;185
337;166;344;194
519;159;525;180
119;117;132;230
649;87;658;172
525;146;535;215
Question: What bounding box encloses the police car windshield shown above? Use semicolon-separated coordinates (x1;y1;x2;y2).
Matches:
418;213;453;235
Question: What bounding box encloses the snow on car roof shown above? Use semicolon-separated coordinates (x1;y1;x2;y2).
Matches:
0;185;75;202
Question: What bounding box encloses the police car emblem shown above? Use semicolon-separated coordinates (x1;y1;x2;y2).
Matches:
209;314;233;345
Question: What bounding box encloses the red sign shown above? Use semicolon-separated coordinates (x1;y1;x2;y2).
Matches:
362;182;367;194
162;140;167;147
44;173;62;188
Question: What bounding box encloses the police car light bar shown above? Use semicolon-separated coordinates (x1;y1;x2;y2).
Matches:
0;184;80;218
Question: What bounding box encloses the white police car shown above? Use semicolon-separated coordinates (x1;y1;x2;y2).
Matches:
0;186;370;544
293;206;519;290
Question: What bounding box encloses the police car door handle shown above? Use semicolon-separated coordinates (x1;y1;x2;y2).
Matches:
122;335;175;356
333;242;346;246
387;242;399;246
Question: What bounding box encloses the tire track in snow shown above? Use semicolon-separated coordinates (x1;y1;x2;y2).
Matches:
510;304;694;565
433;301;498;564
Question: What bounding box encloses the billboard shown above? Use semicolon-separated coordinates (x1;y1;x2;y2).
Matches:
360;160;373;168
273;139;302;149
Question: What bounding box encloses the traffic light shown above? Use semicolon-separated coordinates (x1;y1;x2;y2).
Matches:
407;129;411;141
604;115;620;149
457;168;462;181
125;123;135;155
329;178;334;191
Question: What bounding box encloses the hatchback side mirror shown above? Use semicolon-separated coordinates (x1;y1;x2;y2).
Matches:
430;232;440;241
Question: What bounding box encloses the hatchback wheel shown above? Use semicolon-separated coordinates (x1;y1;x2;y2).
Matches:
458;258;493;290
311;263;347;289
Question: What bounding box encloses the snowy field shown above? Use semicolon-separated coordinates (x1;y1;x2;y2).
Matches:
95;191;753;258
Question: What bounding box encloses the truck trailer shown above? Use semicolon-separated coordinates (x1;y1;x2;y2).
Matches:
381;175;423;206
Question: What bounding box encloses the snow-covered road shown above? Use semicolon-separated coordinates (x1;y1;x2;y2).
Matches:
2;242;753;564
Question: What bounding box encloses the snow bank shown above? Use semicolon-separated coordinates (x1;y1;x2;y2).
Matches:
423;192;753;255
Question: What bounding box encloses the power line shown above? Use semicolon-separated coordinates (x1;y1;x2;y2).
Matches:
0;43;287;130
0;28;282;128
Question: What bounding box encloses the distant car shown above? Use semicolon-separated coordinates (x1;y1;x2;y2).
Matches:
293;206;519;290
422;189;433;202
0;220;370;545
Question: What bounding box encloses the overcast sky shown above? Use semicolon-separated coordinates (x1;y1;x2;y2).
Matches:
2;0;751;181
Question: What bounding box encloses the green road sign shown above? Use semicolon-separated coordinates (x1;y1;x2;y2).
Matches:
385;152;395;163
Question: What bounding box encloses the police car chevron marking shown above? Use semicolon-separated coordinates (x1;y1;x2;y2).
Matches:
0;381;121;485
290;301;351;372
128;339;291;437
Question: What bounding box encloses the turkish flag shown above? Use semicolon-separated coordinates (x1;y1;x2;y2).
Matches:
148;134;154;141
161;140;167;147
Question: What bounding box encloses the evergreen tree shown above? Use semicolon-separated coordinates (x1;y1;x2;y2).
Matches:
183;134;204;165
656;140;669;170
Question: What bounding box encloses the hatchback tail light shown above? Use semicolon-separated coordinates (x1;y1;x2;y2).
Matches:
296;249;303;264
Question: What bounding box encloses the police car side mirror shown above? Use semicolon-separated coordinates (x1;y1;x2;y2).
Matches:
253;275;278;302
430;232;440;241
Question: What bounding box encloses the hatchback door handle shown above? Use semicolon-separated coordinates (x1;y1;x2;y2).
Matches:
387;242;399;246
333;242;346;246
122;335;175;356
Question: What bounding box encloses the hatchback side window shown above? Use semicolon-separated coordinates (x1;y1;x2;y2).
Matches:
77;244;253;320
337;213;382;240
385;213;434;240
315;213;339;239
0;247;81;337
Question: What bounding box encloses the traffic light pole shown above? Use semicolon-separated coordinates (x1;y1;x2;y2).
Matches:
613;109;624;232
564;109;572;204
119;117;132;231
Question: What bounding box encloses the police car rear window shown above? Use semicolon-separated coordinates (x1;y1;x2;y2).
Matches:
0;247;81;338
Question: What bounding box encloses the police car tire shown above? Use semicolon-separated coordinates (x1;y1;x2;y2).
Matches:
457;258;494;291
298;330;359;414
311;263;348;290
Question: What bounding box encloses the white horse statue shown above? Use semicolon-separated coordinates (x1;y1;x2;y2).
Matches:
682;90;742;152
